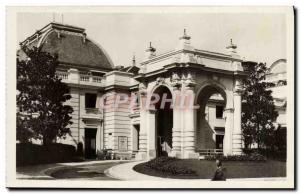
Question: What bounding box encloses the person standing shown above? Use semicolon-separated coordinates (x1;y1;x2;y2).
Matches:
211;160;226;181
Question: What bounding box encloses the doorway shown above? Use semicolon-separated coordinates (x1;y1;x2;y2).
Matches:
216;134;224;149
152;86;173;157
84;128;97;159
196;85;227;150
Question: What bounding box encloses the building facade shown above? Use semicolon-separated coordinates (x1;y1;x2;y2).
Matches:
19;22;247;160
266;59;287;149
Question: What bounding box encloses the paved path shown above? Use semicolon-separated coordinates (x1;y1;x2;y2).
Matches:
17;160;129;180
105;161;168;180
106;161;287;181
17;160;287;181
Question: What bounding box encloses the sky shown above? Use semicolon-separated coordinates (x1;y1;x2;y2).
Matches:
17;12;287;67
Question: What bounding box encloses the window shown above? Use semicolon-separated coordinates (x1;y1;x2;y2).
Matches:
216;105;224;118
85;93;97;108
134;93;140;108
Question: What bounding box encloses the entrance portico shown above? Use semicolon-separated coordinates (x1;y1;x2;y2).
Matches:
135;30;246;160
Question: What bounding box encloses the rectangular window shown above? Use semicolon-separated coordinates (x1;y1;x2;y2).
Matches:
85;93;97;108
216;105;224;118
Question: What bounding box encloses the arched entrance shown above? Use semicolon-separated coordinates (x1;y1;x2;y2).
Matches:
195;84;227;155
152;85;173;157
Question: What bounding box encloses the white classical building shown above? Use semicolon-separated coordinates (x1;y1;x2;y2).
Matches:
266;59;287;137
18;22;247;160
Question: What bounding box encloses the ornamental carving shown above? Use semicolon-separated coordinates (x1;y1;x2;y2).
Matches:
171;72;182;89
155;77;165;85
185;71;196;88
234;78;243;93
138;82;147;96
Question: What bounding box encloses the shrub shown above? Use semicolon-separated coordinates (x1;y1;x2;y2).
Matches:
76;142;84;156
143;157;196;176
16;143;78;166
243;148;286;161
205;153;267;162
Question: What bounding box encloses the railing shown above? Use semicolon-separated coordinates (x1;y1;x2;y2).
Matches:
80;75;90;82
196;149;223;156
56;72;69;80
80;75;102;83
92;76;102;83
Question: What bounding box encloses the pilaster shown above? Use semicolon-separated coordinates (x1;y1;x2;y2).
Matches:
182;79;198;159
232;79;243;155
135;89;148;160
223;108;234;156
170;82;182;158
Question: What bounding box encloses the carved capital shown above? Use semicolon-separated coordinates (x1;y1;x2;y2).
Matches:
184;71;196;89
138;82;147;97
171;72;182;90
155;77;165;86
234;78;243;94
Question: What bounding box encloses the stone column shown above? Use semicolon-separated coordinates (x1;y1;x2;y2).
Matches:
182;84;198;159
223;108;234;156
135;92;148;160
232;83;243;155
170;87;182;158
147;107;157;160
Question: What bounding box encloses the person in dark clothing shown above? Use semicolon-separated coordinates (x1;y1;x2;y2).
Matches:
211;159;226;181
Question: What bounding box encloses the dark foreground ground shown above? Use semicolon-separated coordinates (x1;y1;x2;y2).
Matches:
134;159;286;179
17;161;128;180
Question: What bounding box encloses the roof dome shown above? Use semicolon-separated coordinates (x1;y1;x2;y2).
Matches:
19;22;114;71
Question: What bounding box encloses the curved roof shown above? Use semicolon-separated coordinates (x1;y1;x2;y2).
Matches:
269;59;286;74
19;22;114;71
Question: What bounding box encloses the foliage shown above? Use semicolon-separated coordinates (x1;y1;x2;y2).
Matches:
16;143;79;166
241;61;278;149
205;153;267;162
17;47;73;144
142;156;197;176
243;148;286;161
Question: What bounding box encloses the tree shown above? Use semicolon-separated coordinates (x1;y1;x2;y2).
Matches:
17;47;73;144
241;62;278;149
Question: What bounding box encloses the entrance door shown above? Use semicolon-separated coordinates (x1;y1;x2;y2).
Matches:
85;128;97;159
216;134;224;149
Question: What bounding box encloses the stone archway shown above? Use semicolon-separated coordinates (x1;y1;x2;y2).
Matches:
195;84;227;155
151;85;173;157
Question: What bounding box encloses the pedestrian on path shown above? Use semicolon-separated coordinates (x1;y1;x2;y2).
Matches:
211;159;226;181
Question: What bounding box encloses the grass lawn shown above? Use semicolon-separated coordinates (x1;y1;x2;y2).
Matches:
133;159;286;179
